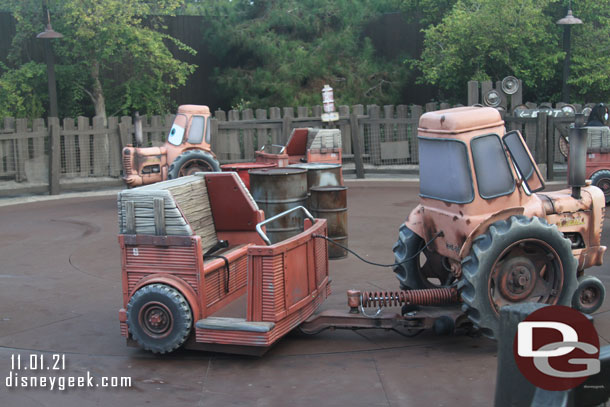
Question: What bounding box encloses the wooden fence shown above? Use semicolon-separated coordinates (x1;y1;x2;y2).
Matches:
0;103;583;196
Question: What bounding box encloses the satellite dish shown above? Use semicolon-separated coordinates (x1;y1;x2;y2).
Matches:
484;90;502;107
501;76;520;95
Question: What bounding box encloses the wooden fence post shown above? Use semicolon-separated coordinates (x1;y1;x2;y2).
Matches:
77;116;90;176
269;107;281;145
15;118;28;182
214;109;227;160
227;110;241;161
467;81;479;105
410;105;423;163
536;111;548;177
242;109;255;160
282;107;294;144
368;104;381;165
48;117;60;195
338;105;351;154
352;105;365;158
255;109;268;149
547;116;555;181
118;116;132;149
350;111;365;179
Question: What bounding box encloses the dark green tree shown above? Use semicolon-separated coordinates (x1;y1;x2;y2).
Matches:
0;0;196;120
415;0;565;102
198;0;412;109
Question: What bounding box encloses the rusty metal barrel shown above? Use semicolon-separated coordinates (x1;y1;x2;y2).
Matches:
249;168;308;244
288;163;343;189
220;162;277;189
309;186;348;259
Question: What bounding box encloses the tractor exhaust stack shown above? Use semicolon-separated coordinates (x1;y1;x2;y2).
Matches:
568;113;588;199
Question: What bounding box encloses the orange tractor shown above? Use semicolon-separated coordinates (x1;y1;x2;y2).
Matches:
393;106;606;337
122;105;220;187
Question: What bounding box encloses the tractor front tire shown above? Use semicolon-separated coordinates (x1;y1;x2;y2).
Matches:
393;225;427;290
127;284;193;354
168;150;220;179
460;216;577;339
572;275;606;314
590;170;610;204
393;224;452;290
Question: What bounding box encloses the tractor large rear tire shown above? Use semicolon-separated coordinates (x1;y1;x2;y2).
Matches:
460;216;578;339
127;284;193;354
168;150;220;179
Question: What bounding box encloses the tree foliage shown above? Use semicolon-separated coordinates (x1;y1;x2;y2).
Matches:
198;0;412;109
415;0;565;102
0;0;196;119
569;0;610;102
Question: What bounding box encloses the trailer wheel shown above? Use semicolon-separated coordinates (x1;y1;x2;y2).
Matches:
572;275;606;314
590;170;610;204
392;224;453;290
127;284;192;354
168;150;220;179
460;216;577;339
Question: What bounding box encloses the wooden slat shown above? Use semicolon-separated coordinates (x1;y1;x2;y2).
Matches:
92;116;108;176
227;110;241;161
76;117;90;176
32;119;45;159
107;116;121;177
62;118;77;175
255;109;268;149
154;197;166;236
367;105;381;165
242;109;255;160
15;119;28;182
126;201;136;234
269;107;281;145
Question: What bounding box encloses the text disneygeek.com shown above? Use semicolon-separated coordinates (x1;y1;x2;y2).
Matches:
3;353;131;391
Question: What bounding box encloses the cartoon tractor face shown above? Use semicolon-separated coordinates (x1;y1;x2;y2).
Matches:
122;105;220;187
393;107;606;338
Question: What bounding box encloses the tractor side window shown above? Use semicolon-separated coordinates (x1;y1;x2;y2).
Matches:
419;138;474;203
503;130;545;192
168;114;187;146
205;116;211;144
471;135;515;199
187;116;205;144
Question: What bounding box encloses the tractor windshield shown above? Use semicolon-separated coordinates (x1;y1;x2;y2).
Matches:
471;134;515;199
167;114;187;146
419;137;474;203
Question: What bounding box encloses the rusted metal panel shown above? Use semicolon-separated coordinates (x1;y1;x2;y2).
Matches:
249;167;308;243
309;186;348;259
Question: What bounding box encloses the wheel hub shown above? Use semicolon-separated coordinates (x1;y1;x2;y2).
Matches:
498;257;537;301
139;301;173;338
580;287;598;305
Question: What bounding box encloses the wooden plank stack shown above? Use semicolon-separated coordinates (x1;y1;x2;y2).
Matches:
117;174;219;253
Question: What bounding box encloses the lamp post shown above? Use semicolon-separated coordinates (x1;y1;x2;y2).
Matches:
36;7;63;118
557;0;582;103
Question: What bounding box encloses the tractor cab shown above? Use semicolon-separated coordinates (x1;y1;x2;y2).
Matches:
411;106;547;261
122;105;220;187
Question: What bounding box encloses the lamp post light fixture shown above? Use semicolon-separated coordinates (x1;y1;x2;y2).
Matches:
557;0;582;103
36;7;63;118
